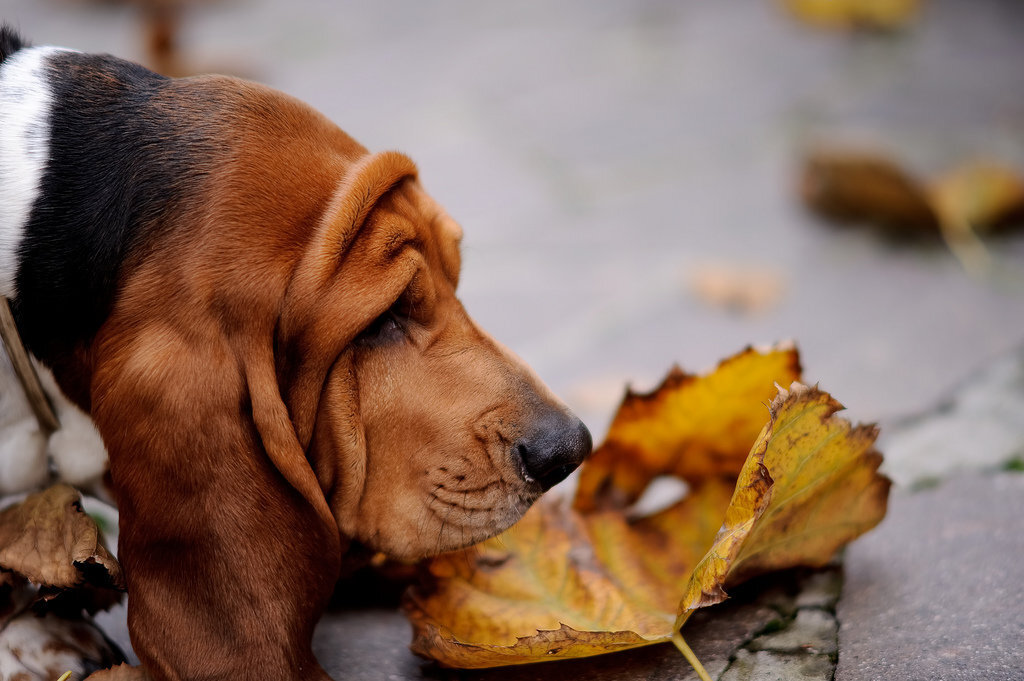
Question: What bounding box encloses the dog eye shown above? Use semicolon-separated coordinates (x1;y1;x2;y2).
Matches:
359;303;407;344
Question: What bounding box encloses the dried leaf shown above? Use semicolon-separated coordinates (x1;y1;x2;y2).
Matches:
405;482;735;668
929;160;1024;234
800;149;937;232
688;263;787;315
404;350;889;669
801;148;1024;272
783;0;922;31
0;484;124;593
677;384;890;625
574;345;801;512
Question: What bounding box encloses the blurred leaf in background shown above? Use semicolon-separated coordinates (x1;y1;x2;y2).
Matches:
783;0;923;31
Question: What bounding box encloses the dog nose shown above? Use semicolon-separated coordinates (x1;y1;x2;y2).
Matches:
516;409;593;491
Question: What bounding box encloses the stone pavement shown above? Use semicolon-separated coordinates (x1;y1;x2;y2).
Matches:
838;473;1024;681
3;0;1024;679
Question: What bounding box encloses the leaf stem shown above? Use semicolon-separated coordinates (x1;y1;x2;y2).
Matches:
671;631;714;681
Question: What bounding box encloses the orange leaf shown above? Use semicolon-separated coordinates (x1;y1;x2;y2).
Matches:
574;345;801;512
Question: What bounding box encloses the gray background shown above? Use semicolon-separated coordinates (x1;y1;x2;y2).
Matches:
5;0;1023;439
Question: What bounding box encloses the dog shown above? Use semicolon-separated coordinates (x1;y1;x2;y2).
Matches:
0;26;591;680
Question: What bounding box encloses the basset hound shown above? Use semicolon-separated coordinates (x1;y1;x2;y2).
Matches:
0;27;591;680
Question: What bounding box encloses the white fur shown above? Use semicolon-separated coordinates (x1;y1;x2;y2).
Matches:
0;349;110;498
37;360;110;494
0;349;48;494
0;46;63;299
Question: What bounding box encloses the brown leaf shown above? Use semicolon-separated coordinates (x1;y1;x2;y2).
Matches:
801;148;1024;273
574;345;801;512
800;149;937;232
404;352;889;669
0;484;124;592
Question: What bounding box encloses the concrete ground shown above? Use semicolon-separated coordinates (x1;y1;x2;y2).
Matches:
4;0;1024;679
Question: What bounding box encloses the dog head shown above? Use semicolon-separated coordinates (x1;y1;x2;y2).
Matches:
75;73;590;674
275;151;591;559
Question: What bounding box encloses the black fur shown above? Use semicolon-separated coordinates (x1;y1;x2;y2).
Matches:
0;24;26;64
9;47;217;396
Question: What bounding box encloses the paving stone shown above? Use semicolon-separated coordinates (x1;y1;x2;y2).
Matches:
793;568;843;611
836;473;1024;681
310;590;780;681
720;649;834;681
748;609;837;656
880;344;1024;487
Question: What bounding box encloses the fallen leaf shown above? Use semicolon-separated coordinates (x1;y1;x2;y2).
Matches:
929;160;1024;234
404;482;735;668
0;484;123;593
783;0;922;31
574;345;801;512
677;384;889;625
688;263;787;315
800;149;937;232
800;148;1024;273
404;349;889;669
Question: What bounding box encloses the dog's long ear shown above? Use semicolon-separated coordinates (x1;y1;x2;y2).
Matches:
91;310;340;679
228;151;417;534
86;152;410;680
88;150;418;679
275;151;418;448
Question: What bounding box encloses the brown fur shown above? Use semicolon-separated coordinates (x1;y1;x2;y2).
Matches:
64;76;581;679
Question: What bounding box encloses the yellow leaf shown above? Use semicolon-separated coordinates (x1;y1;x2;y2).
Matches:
406;481;735;668
677;384;889;626
574;345;801;512
404;354;890;669
783;0;922;31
